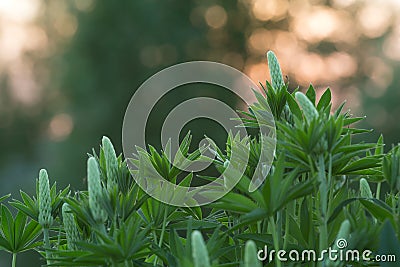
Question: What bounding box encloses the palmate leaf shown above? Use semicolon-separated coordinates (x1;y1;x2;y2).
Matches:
9;181;70;222
0;205;42;254
48;250;154;267
51;214;151;266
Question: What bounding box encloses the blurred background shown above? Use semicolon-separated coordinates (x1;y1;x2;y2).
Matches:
0;0;399;264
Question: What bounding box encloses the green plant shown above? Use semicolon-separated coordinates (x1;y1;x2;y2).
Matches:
0;205;42;267
0;51;399;266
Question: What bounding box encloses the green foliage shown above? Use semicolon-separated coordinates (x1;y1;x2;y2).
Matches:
0;205;42;267
192;231;210;267
244;240;262;267
0;51;399;266
383;145;400;192
0;205;41;253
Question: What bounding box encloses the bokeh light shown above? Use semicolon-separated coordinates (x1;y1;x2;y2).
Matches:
1;1;400;263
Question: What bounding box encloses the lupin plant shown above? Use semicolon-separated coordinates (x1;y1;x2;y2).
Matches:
0;51;399;267
360;178;373;199
244;241;262;267
267;50;284;91
38;169;53;264
38;169;53;228
102;136;119;192
62;203;80;250
294;91;319;123
191;231;211;267
87;157;107;227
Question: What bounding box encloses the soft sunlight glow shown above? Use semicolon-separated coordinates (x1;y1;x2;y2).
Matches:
48;113;74;141
292;7;351;43
8;60;40;105
204;5;228;29
357;3;393;38
383;22;400;61
251;0;288;21
54;14;78;38
0;0;42;106
0;0;39;22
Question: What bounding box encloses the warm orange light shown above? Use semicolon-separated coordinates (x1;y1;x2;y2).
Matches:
48;113;74;141
204;5;228;29
251;0;288;21
357;3;393;38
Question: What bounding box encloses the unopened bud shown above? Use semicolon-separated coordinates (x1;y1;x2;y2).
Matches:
267;51;284;91
102;136;118;191
87;157;107;223
192;230;210;267
360;178;373;198
38;169;53;227
295;92;319;123
62;203;80;250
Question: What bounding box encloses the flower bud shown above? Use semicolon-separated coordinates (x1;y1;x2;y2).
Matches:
102;136;118;192
62;203;80;250
38;169;53;227
295;92;319;123
267;51;284;91
244;240;262;267
191;230;210;267
360;178;373;198
87;157;107;223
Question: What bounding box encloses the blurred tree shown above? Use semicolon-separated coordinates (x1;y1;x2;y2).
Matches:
35;0;250;189
0;1;400;264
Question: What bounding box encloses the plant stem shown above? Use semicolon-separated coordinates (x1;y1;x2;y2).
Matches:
153;207;168;266
152;230;159;266
283;202;292;250
124;259;133;267
269;216;282;267
158;207;168;247
12;253;16;267
376;182;382;200
43;227;51;264
326;154;333;217
317;155;328;256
